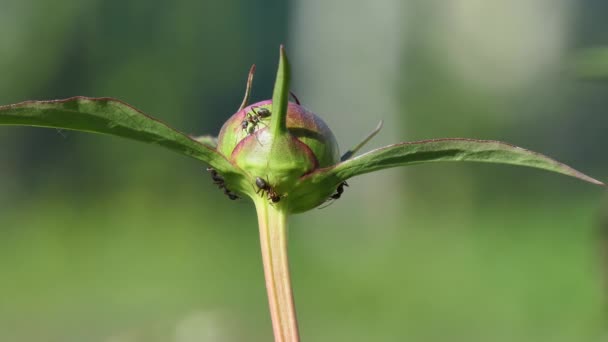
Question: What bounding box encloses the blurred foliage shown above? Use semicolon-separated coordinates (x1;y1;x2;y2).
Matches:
0;0;607;341
571;47;608;80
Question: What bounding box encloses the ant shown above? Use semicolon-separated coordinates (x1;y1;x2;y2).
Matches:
241;106;271;136
330;181;348;200
253;106;271;118
207;167;240;200
317;181;349;209
255;176;282;203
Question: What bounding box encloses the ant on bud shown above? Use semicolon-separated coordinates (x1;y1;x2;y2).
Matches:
317;181;349;209
255;176;282;203
252;106;271;118
330;181;348;200
241;106;271;136
206;167;240;200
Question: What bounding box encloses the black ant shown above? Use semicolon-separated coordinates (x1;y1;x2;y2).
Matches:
317;181;349;209
253;106;271;118
330;181;348;200
207;167;239;200
255;176;282;203
208;167;224;185
241;106;271;136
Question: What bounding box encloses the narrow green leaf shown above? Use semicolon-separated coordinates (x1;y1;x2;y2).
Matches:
270;45;290;136
313;138;605;186
0;97;235;173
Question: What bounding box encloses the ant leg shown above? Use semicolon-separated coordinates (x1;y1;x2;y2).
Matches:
317;199;336;210
250;128;264;146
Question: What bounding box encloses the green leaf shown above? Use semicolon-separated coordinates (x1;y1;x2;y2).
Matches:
0;96;235;173
313;138;605;186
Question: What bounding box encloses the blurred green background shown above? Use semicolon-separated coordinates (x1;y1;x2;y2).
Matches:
1;0;607;341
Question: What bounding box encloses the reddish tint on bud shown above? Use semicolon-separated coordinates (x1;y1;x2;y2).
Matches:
216;100;340;207
217;100;339;168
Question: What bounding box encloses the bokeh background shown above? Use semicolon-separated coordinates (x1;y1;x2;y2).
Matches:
1;0;607;341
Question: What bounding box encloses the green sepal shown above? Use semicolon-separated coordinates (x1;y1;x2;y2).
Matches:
270;45;290;137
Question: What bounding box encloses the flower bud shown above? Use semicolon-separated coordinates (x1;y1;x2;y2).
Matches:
216;100;340;209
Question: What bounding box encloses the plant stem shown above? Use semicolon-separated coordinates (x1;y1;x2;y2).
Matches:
255;200;300;342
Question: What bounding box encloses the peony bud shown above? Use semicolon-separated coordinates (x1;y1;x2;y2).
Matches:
216;100;341;212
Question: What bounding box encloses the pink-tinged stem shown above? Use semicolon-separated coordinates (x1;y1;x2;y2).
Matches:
255;200;300;342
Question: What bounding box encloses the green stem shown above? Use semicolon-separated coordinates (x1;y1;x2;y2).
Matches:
254;199;300;342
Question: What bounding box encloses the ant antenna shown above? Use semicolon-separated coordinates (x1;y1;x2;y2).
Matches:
55;129;67;139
